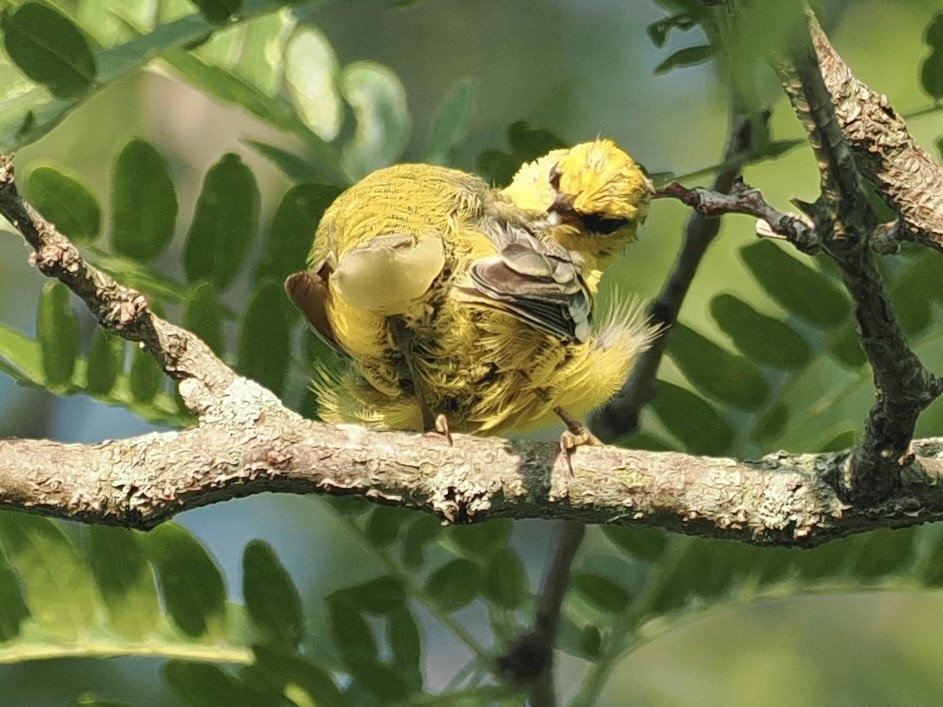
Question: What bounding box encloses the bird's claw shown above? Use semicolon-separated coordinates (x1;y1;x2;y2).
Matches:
425;413;453;447
559;429;601;475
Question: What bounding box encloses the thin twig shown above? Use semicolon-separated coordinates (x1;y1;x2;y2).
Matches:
655;179;819;252
497;522;586;704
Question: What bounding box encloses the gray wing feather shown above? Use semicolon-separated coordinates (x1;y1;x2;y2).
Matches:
459;231;593;343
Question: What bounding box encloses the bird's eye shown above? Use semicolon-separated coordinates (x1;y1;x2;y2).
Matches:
580;213;630;235
548;163;562;190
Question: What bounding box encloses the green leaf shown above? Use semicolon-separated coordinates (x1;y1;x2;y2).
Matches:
89;250;188;302
423;79;477;164
257;182;342;282
650;381;734;455
72;695;134;707
669;323;768;410
364;506;407;548
1;3;97;98
0;547;28;642
388;606;422;671
793;536;854;580
816;428;855;453
183;281;225;356
647;539;735;613
344;656;411;702
1;0;309;151
425;558;480;612
111;139;178;262
330;576;406;615
143;523;227;637
327;598;377;660
654;44;714;74
828;323;867;369
921;531;943;586
647;12;702;47
340;61;410;179
401;515;442;569
477;148;519;187
184;153;260;290
484;547;526;610
284;26;343;141
244;139;341;183
251;645;345;707
85;329;124;396
164;50;346;182
164;662;259;707
242;541;304;647
0;514;99;639
37;281;79;388
24;166;101;242
570;572;630;614
86;526;160;640
191;0;243;24
600;525;669;562
237;279;292;395
0;321;45;385
890;254;935;337
579;625;602;659
740;240;849;328
850;528;915;578
616;430;675;451
446;519;512;557
709;294;811;369
129;344;164;402
237;10;295;97
507;120;566;162
749;400;789;443
921;14;943;99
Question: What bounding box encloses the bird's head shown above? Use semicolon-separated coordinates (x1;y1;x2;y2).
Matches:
503;139;653;271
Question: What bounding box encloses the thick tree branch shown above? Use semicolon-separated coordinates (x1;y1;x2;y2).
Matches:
4;417;943;546
773;11;943;503
809;17;943;250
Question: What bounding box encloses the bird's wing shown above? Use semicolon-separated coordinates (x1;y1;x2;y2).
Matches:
456;229;593;343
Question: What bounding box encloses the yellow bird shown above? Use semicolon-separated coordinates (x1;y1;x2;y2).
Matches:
285;139;657;450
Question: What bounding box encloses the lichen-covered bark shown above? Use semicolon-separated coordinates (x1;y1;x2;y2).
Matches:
1;375;943;547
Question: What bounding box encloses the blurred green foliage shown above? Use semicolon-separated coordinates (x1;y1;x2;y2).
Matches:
0;0;942;704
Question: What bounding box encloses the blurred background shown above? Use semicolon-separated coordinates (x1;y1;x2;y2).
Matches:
2;0;943;704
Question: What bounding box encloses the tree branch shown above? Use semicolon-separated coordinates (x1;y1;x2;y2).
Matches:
772;11;943;503
0;156;235;414
1;14;942;545
5;417;943;546
808;16;943;250
593;113;756;441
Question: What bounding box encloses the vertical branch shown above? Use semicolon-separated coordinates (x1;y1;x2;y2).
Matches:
497;523;586;705
593;114;756;441
773;10;943;502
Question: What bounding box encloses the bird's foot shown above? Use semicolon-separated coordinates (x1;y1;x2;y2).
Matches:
424;413;453;447
553;406;600;475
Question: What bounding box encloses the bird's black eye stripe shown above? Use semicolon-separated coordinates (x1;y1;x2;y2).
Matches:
578;213;630;235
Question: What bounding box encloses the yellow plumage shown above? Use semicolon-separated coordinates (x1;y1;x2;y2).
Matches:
285;139;657;437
